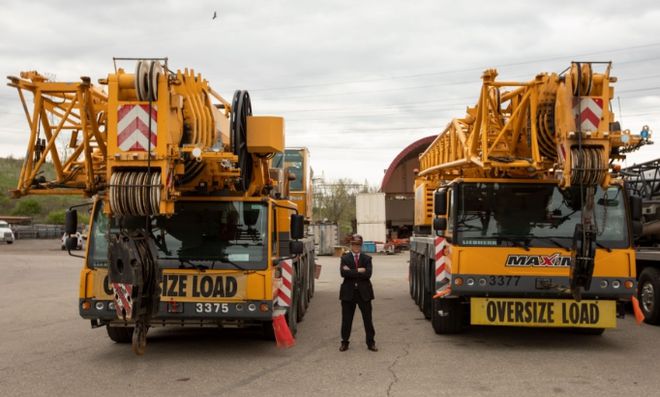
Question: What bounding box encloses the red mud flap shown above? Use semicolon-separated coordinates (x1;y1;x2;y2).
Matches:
272;311;295;348
632;296;645;325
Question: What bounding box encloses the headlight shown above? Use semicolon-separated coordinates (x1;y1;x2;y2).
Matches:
94;301;105;310
248;303;257;312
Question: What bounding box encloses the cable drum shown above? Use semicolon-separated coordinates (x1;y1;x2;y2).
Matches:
570;147;606;186
109;170;161;216
536;104;557;160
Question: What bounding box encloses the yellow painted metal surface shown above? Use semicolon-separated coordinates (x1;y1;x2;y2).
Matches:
470;297;616;328
451;246;635;277
247;116;284;153
89;267;272;302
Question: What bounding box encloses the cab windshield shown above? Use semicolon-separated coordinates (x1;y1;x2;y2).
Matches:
87;201;268;270
453;183;629;249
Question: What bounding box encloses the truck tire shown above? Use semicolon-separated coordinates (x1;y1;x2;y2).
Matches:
287;289;298;336
432;298;464;334
297;263;307;322
422;291;432;320
414;265;422;307
409;262;414;298
106;325;134;343
638;267;660;325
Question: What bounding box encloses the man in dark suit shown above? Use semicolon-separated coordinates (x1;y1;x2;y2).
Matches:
339;234;377;352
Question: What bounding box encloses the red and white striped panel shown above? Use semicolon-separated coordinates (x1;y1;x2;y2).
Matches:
117;104;157;151
434;236;452;298
111;282;133;320
276;259;293;307
573;97;603;133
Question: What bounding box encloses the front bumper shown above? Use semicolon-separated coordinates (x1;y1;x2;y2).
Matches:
80;299;275;326
447;274;635;300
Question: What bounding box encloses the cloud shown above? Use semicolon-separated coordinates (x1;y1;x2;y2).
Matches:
1;0;659;186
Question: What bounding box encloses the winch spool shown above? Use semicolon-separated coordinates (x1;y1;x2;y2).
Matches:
135;60;162;102
109;170;161;216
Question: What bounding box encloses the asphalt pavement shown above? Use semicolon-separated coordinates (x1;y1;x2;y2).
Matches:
1;239;659;397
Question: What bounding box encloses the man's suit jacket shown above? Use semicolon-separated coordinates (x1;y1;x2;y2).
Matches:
339;252;375;301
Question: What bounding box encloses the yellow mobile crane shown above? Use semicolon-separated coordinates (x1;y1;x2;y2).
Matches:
7;58;316;354
409;62;650;334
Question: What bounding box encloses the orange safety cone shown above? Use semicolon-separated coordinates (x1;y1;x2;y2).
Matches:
272;313;296;348
631;296;645;325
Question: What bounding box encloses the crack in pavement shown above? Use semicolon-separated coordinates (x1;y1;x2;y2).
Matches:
386;343;410;397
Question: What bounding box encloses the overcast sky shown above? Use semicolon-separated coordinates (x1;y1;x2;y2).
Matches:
1;0;659;187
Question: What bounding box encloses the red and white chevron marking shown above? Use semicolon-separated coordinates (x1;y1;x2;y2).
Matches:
117;104;157;151
276;259;293;307
434;236;452;298
111;282;133;320
573;97;603;132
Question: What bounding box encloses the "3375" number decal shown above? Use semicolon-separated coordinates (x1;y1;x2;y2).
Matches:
195;303;230;313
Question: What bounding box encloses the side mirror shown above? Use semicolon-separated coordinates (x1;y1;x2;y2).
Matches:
290;214;304;240
65;236;78;251
632;220;643;240
290;240;304;255
434;188;447;216
433;217;447;232
630;196;642;221
65;210;78;235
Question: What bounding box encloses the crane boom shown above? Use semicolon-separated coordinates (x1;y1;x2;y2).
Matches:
7;71;108;197
418;63;646;186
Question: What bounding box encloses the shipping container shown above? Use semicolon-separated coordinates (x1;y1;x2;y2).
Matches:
356;193;386;223
309;223;339;256
357;222;387;244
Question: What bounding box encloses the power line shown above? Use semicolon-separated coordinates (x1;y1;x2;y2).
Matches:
256;56;660;101
249;42;660;92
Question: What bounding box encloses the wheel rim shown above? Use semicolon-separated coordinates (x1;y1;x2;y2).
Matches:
641;282;655;314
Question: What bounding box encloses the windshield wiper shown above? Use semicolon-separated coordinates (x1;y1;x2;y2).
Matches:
218;256;247;271
594;241;612;253
177;259;208;272
542;236;612;253
527;235;571;252
494;235;530;251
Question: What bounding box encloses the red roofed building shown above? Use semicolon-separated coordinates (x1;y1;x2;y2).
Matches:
380;135;435;240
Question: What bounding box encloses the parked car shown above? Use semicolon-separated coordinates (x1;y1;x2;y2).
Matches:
61;232;83;250
0;221;15;244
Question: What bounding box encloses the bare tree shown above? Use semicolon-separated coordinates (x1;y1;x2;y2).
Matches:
313;178;365;237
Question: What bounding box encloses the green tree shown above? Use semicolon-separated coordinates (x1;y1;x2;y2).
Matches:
46;209;66;224
11;199;42;217
314;178;364;237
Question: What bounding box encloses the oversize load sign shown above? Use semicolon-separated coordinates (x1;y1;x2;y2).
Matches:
97;272;247;301
471;297;616;328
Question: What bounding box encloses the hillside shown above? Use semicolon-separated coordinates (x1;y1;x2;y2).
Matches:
0;157;90;224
